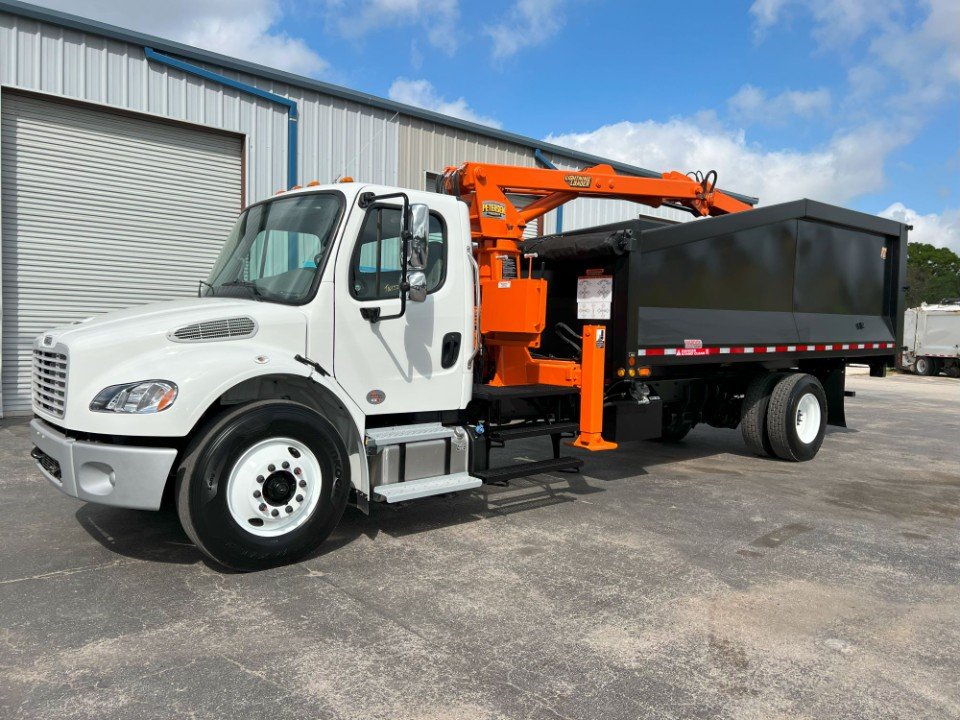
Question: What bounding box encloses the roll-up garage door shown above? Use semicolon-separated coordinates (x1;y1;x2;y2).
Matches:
1;92;243;415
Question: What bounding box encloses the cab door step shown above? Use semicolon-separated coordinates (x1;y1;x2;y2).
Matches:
364;422;452;453
373;473;481;503
474;456;582;485
487;421;579;443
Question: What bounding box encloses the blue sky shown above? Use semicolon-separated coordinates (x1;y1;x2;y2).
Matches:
33;0;960;250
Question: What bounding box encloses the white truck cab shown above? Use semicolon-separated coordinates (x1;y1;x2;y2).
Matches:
31;183;479;569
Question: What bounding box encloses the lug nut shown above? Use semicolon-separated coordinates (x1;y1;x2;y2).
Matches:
253;490;261;498
294;467;302;476
257;475;264;484
282;461;290;469
268;464;276;472
285;506;293;514
271;509;279;517
295;494;303;502
259;503;267;512
298;480;306;488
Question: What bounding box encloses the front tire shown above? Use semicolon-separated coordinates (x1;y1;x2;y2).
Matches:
766;373;827;462
176;400;350;571
914;357;936;376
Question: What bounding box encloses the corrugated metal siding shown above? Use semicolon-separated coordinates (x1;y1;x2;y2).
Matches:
398;116;539;189
0;11;400;202
1;92;241;414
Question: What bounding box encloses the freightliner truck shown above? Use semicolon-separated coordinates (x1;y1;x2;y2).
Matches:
29;163;909;570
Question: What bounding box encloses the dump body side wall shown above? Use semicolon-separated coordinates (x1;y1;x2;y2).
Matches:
537;200;906;377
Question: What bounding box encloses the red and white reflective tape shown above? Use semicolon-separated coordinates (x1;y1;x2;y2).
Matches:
636;341;895;357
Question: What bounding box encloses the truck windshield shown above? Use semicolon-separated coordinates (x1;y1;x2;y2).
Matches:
205;193;343;304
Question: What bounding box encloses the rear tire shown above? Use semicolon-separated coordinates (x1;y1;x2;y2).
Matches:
914;357;935;376
740;373;782;457
175;400;350;571
945;363;960;379
766;373;827;462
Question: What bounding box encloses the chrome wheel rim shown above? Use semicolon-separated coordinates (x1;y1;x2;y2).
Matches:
795;393;821;445
226;437;322;537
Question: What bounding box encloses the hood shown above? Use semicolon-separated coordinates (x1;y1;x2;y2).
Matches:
41;298;281;347
34;297;311;431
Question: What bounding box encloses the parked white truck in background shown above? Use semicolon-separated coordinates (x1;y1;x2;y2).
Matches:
902;302;960;377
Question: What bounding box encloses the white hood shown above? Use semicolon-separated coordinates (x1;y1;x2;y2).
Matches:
36;297;312;436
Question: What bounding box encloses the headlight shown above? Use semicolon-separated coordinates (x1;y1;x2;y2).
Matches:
90;381;178;414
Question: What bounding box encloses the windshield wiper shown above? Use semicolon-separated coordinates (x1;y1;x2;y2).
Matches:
219;279;264;300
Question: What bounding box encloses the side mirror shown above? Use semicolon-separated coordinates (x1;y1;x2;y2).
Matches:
407;270;427;303
407;203;429;270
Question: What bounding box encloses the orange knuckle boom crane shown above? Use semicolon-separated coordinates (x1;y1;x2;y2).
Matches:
440;161;753;451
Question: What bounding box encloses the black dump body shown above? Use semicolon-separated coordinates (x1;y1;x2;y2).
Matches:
523;199;908;377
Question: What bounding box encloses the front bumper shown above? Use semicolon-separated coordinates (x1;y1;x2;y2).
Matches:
30;419;178;510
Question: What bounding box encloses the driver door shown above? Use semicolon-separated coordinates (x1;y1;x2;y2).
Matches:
332;196;469;415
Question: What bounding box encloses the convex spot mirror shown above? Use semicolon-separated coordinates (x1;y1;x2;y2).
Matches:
407;270;427;303
407;203;429;271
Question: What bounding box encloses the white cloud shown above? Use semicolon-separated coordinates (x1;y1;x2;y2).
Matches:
880;203;960;254
321;0;459;54
750;0;902;46
30;0;328;76
485;0;565;60
751;0;959;114
388;78;501;127
546;116;908;205
728;85;831;124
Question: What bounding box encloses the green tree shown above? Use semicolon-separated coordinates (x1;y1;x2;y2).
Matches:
905;242;960;308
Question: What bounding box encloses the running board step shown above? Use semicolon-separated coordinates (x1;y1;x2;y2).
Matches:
373;473;482;503
365;422;452;452
487;421;579;443
474;456;583;484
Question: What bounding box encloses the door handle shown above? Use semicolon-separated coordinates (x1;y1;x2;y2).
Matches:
441;332;462;369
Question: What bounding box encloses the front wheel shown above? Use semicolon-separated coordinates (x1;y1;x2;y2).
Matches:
914;357;936;376
766;373;827;462
176;400;350;571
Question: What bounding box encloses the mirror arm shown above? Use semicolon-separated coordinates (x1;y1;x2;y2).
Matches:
366;234;410;323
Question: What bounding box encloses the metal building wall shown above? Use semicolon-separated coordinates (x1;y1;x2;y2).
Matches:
0;11;400;204
398;115;539;190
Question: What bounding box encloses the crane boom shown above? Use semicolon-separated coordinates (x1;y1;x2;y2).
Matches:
439;161;753;451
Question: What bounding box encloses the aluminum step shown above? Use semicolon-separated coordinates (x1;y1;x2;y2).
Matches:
474;456;583;484
365;422;453;451
373;473;482;503
487;421;579;443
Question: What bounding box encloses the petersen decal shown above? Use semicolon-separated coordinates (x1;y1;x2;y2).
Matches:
366;389;386;405
481;201;506;219
564;174;591;188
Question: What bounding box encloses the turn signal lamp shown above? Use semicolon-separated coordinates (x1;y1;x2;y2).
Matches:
616;368;626;377
628;368;636;377
638;367;652;378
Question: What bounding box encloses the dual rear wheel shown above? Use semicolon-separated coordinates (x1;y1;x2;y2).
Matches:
741;372;827;461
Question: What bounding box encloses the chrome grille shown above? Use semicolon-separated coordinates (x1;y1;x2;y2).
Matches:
33;349;68;418
171;317;257;342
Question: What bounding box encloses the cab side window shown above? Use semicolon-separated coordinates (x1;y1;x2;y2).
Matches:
350;206;446;300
